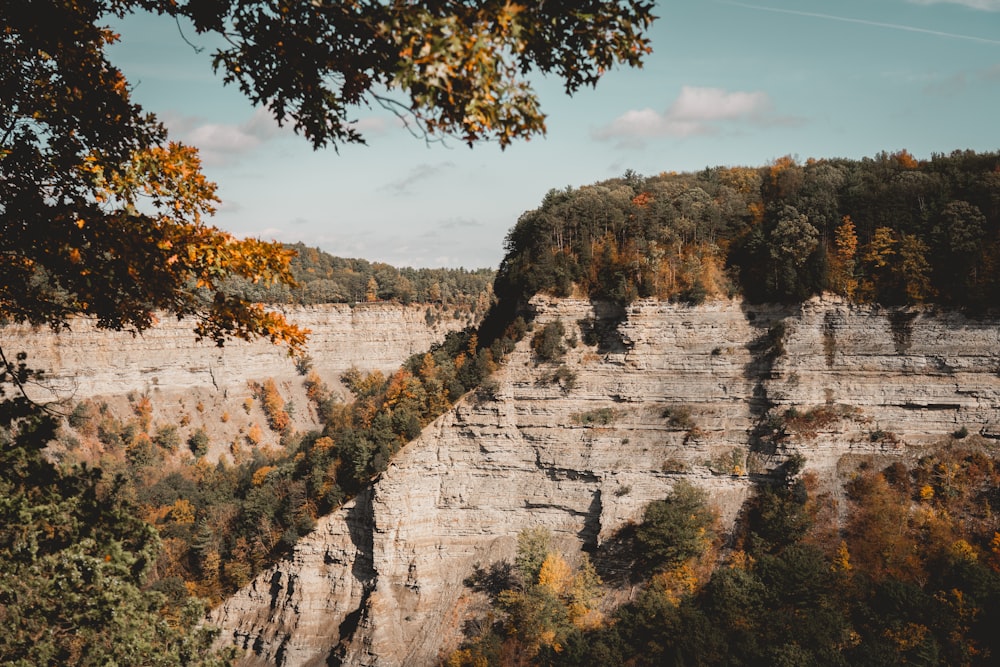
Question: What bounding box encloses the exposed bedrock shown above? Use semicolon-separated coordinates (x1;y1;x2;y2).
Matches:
211;296;1000;666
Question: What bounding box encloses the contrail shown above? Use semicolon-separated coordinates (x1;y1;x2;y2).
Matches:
718;0;1000;45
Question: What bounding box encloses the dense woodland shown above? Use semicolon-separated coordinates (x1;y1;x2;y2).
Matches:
225;243;495;309
496;150;1000;312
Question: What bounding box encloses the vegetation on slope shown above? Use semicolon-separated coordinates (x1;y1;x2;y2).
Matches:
44;319;526;605
6;147;1000;663
447;446;1000;666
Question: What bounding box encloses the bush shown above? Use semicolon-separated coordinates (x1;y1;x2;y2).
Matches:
68;400;99;436
294;354;314;376
188;428;210;458
531;320;566;362
153;424;181;451
636;481;715;572
572;407;618;426
551;365;577;393
661;405;695;430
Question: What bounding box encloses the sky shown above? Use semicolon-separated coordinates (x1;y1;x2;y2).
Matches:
107;0;1000;269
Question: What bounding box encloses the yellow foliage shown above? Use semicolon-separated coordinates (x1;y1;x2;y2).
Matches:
949;539;978;563
417;353;437;381
920;484;935;501
990;532;1000;572
833;540;852;573
252;465;276;486
652;562;699;606
729;550;755;571
883;622;929;652
537;552;574;596
892;149;919;169
384;369;420;408
830;216;859;299
537;629;560;652
246;423;263;445
864;227;897;269
444;649;490;667
169;498;196;525
313;436;335;452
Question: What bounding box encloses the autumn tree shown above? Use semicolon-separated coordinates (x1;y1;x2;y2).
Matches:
829;215;858;298
859;226;898;302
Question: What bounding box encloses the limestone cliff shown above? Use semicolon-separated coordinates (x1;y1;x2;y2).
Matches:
0;303;471;455
210;296;1000;666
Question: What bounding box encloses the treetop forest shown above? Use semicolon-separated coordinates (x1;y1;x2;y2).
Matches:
496;150;1000;312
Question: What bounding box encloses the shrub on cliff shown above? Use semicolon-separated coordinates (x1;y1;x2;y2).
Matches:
531;320;567;362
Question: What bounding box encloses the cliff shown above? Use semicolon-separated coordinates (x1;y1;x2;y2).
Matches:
211;296;1000;666
0;303;472;455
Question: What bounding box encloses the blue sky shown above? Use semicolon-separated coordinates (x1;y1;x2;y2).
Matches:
108;0;1000;269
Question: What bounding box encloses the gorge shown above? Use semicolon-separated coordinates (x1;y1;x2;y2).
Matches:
13;295;991;666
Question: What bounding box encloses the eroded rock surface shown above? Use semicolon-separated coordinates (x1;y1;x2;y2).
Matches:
0;304;470;454
211;297;1000;666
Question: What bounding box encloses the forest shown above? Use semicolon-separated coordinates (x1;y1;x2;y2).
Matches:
495;150;1000;313
445;449;1000;666
224;243;494;310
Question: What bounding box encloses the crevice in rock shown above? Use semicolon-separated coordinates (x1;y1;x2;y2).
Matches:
326;490;378;667
580;490;602;552
743;309;790;463
268;571;284;611
532;447;600;483
822;311;840;368
888;310;918;354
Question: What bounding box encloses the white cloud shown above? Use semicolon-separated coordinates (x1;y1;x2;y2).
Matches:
163;108;289;165
593;86;784;145
669;86;772;122
908;0;1000;10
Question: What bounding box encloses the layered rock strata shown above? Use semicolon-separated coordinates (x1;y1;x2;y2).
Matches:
0;304;470;455
0;304;470;401
212;296;1000;666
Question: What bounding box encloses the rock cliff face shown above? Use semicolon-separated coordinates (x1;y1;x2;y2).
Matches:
0;304;470;454
211;296;1000;666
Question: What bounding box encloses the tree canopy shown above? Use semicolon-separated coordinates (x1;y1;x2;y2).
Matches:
494;150;1000;311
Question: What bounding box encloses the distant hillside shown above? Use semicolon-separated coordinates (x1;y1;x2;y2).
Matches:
224;243;495;311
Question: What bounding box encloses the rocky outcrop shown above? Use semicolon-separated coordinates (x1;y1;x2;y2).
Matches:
0;304;470;401
0;304;471;455
210;296;1000;666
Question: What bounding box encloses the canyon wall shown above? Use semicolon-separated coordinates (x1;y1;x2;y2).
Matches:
0;304;471;455
210;296;1000;666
